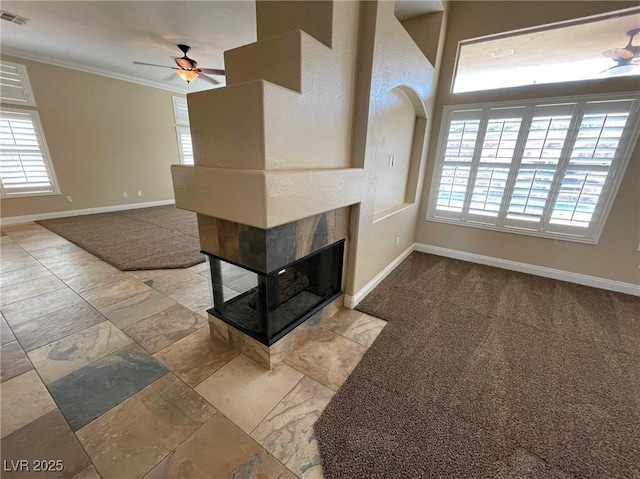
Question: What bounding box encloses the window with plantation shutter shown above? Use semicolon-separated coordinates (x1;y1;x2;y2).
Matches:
172;96;193;165
0;62;35;106
0;61;59;198
427;94;640;243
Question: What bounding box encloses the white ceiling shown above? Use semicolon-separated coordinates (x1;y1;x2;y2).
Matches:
0;1;257;93
0;1;444;93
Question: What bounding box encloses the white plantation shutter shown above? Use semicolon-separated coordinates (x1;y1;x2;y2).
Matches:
0;62;35;106
0;109;58;197
176;126;194;165
506;105;575;224
428;95;640;243
435;113;480;213
548;101;634;231
172;96;194;165
172;96;190;125
468;111;524;218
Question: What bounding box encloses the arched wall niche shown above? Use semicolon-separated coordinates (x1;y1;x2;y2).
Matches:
373;84;428;221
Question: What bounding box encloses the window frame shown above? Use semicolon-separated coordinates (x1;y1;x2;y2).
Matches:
1;61;60;198
172;96;194;165
426;92;640;244
0;61;36;107
450;7;640;94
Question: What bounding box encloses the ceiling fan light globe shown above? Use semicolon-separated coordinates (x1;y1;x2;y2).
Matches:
176;69;199;83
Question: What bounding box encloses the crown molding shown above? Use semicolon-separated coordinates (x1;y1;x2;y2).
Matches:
1;47;190;94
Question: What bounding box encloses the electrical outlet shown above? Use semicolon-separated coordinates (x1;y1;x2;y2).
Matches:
123;192;128;198
136;191;142;197
66;196;73;203
396;236;400;246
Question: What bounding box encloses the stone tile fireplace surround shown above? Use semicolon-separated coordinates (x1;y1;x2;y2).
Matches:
195;208;350;369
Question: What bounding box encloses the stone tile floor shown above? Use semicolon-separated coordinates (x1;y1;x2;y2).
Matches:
0;222;387;479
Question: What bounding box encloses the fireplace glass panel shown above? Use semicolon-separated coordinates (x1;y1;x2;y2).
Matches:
206;240;344;345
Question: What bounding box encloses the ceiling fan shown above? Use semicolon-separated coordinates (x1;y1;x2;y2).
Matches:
134;44;225;85
601;28;640;74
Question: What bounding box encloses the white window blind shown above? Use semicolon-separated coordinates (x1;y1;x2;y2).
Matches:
428;94;640;243
0;62;35;106
0;109;59;197
176;126;194;166
172;96;193;165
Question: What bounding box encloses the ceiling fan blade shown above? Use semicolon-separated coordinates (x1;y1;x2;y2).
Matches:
199;74;220;85
199;68;226;75
133;61;176;69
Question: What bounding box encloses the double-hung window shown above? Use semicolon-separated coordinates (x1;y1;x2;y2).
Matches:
0;61;60;198
172;96;194;165
427;93;640;243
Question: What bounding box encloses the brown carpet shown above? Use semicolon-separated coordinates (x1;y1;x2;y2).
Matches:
315;252;640;478
38;205;204;271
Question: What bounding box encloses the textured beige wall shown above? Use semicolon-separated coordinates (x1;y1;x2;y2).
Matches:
187;0;358;171
414;1;640;284
347;1;443;294
373;89;416;215
0;55;181;219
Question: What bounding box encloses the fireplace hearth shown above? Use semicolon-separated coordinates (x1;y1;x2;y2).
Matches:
205;240;344;345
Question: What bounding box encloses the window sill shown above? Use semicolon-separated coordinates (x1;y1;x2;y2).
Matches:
373;203;414;224
425;214;599;245
1;190;61;200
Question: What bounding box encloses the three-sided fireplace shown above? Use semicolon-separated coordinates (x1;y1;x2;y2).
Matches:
204;240;344;345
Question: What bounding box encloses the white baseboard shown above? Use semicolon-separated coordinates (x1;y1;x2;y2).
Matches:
345;242;639;307
414;243;640;297
344;243;416;309
0;200;176;226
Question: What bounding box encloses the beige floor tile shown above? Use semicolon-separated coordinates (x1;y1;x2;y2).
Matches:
1;313;15;345
28;321;133;384
1;288;85;326
284;328;367;391
100;290;176;329
38;250;99;269
1;370;57;438
12;302;105;352
0;264;52;287
0;256;41;274
45;258;120;281
145;413;284;479
0;340;33;383
124;304;207;354
279;470;299;479
0;243;29;261
127;269;171;281
2;222;44;232
167;282;212;312
1;410;91;478
64;270;133;294
29;242;81;259
80;277;152;309
0;236;13;244
0;276;67;307
154;326;239;387
187;261;208;274
77;373;215;479
321;309;387;347
141;269;207;295
195;354;303;433
13;233;70;252
252;377;334;479
73;466;102;479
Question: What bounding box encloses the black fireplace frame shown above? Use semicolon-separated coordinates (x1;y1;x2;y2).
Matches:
202;240;344;346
